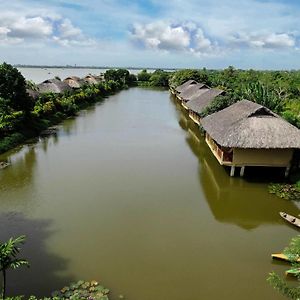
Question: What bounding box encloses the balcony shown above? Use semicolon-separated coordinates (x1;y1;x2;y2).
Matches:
206;134;233;165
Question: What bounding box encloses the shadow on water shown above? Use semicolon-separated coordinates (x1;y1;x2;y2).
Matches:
174;100;300;230
0;212;74;297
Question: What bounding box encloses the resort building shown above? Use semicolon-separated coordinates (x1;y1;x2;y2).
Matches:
186;88;224;124
83;74;103;85
172;80;198;95
177;83;209;108
63;76;85;89
201;100;300;177
37;79;72;94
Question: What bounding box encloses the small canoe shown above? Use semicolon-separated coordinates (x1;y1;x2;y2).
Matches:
280;212;300;229
272;253;300;262
286;267;300;277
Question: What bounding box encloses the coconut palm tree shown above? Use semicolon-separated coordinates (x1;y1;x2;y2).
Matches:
0;235;29;299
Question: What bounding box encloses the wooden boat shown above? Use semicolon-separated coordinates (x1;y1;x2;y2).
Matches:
280;212;300;229
286;267;300;277
272;253;300;263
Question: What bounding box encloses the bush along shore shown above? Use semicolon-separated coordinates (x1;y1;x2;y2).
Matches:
0;63;137;155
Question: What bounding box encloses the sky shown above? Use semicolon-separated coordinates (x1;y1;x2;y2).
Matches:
0;0;300;69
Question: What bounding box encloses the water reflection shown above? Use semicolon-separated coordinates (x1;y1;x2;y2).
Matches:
0;212;74;297
0;146;37;193
176;102;300;230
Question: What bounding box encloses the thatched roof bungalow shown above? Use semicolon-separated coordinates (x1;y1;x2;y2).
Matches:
186;88;224;124
83;74;103;85
172;80;198;95
178;83;209;107
26;88;40;100
63;76;85;89
37;79;72;94
201;100;300;176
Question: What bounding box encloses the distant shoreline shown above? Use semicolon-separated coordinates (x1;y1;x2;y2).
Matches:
14;65;179;71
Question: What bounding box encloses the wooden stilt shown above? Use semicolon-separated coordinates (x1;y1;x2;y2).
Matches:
240;166;245;177
230;166;235;177
285;166;291;178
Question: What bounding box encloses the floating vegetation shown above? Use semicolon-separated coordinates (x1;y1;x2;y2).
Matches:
51;280;110;300
269;183;300;201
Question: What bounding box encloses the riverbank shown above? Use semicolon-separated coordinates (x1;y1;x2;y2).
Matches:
0;64;137;155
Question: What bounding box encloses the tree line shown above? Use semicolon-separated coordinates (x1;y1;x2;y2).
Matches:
0;63;137;154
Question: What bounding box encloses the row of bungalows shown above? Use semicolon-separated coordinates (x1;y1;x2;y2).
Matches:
172;80;300;177
27;74;104;97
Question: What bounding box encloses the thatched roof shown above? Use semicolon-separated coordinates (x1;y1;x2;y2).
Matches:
179;83;209;101
175;80;198;93
37;79;72;94
26;88;40;100
63;76;85;89
201;99;300;149
186;88;224;114
83;75;102;85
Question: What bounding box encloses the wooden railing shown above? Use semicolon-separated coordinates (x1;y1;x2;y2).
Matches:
206;134;233;165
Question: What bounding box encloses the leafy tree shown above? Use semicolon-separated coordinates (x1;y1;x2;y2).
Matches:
0;63;33;113
149;70;170;87
241;81;283;113
0;235;29;299
137;69;151;82
200;95;238;118
170;69;207;87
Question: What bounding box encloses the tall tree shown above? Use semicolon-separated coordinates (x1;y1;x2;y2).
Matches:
0;63;33;113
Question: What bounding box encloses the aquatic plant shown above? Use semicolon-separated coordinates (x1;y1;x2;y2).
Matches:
269;183;300;201
268;236;300;299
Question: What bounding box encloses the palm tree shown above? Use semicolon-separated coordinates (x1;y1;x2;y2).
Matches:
0;235;29;299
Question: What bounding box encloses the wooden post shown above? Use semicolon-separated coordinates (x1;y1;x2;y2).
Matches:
230;166;235;177
285;165;290;178
240;166;245;177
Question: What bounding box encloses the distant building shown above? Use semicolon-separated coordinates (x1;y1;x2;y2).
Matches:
63;76;85;89
177;83;209;108
172;80;198;95
201;100;300;177
83;74;103;85
37;79;72;94
186;88;224;124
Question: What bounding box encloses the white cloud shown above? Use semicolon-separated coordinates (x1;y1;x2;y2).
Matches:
130;21;216;55
0;11;95;47
8;16;52;39
229;32;296;49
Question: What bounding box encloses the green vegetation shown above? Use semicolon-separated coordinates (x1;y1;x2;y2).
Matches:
269;183;300;201
7;280;110;300
0;64;137;154
137;69;171;87
0;236;110;300
268;236;300;299
0;236;29;299
169;67;300;127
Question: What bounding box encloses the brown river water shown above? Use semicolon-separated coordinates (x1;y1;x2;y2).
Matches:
0;87;299;299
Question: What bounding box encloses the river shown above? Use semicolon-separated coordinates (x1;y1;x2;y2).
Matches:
0;87;298;299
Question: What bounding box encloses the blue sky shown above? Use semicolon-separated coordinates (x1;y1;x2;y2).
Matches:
0;0;300;69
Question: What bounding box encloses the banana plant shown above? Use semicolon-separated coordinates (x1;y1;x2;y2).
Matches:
0;236;29;299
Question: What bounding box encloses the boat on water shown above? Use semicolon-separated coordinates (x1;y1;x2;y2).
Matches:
286;267;300;277
272;253;300;262
280;212;300;228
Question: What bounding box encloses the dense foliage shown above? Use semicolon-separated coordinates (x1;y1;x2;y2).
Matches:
268;236;300;299
0;64;136;154
170;67;300;126
137;69;171;87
